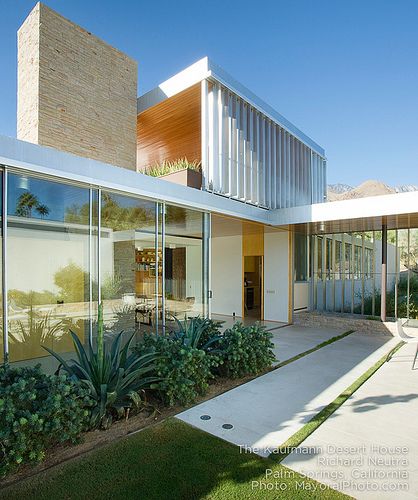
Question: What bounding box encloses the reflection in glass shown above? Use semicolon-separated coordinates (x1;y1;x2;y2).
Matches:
7;174;93;363
164;205;204;326
100;191;157;340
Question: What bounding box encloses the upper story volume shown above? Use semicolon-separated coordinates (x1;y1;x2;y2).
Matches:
137;57;327;209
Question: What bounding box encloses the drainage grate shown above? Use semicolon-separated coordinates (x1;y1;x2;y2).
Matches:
200;415;211;420
222;423;233;429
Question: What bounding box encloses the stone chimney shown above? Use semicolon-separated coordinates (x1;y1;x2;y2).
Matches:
17;2;138;170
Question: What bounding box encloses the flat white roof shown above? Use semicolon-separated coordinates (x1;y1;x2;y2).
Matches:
137;57;325;157
269;191;418;232
1;135;417;233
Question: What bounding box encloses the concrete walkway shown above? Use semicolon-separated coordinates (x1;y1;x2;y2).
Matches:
283;341;418;499
177;327;398;457
270;325;347;365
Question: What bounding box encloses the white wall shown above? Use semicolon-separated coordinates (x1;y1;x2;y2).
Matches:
294;282;309;310
211;235;242;316
264;231;290;323
186;244;202;300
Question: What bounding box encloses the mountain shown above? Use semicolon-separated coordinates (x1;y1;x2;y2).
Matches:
327;180;418;201
394;184;418;193
327;183;353;194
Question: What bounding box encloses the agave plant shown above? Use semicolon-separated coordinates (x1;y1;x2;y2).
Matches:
44;304;162;428
170;316;223;352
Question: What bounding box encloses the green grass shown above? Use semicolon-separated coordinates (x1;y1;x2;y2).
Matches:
271;341;405;462
2;419;347;500
274;330;355;370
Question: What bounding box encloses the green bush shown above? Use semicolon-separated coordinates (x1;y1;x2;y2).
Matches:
216;323;275;378
0;364;92;477
134;334;219;407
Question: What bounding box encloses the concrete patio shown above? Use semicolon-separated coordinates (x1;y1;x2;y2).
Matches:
177;325;398;457
283;340;418;499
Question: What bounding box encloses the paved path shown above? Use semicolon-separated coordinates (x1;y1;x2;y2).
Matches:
283;341;418;499
270;325;347;365
177;328;398;457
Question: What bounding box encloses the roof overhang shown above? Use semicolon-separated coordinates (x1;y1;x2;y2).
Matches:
137;57;325;157
0;135;269;225
1;135;417;235
269;192;418;234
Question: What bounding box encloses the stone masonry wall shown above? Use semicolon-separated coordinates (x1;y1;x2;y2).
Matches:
294;311;397;336
17;3;138;170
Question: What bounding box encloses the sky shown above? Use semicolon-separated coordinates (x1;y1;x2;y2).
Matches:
1;0;418;187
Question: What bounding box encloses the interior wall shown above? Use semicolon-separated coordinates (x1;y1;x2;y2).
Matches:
186;245;202;300
211;235;242;317
264;231;291;323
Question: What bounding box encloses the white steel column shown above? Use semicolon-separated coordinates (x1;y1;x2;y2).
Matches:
201;80;209;191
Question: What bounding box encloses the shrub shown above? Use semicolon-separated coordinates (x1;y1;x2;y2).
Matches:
44;304;161;429
134;334;219;407
144;158;201;177
0;364;92;477
216;323;275;378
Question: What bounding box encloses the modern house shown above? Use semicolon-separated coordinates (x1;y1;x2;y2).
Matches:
1;3;418;368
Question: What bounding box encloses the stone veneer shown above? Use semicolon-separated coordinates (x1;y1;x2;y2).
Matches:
294;311;397;336
17;2;138;170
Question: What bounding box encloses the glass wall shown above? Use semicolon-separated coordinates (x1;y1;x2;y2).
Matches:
308;229;418;321
7;173;93;363
99;191;157;340
0;168;210;366
164;205;205;326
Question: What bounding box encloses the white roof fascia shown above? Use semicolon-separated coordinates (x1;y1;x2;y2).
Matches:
137;58;211;113
269;191;418;226
137;57;325;157
0;135;269;225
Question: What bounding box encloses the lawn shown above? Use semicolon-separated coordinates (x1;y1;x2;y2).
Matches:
2;419;347;500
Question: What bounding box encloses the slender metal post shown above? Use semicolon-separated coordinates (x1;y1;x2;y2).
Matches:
381;223;387;322
88;188;93;342
161;203;166;331
155;203;159;333
341;234;345;313
395;230;398;319
202;212;211;318
407;228;411;321
332;234;336;312
361;233;365;315
2;170;8;361
351;235;355;314
322;236;326;310
372;231;376;316
97;189;102;306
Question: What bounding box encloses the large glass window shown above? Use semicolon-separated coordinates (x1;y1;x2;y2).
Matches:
7;173;93;363
294;232;308;282
100;191;157;340
164;205;204;325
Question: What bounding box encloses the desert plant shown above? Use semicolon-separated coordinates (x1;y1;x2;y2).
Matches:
170;316;223;351
43;304;161;428
215;322;275;378
134;334;219;407
0;364;92;477
144;158;201;178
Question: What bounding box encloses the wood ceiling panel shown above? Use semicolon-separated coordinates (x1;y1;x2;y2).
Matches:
137;84;201;170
